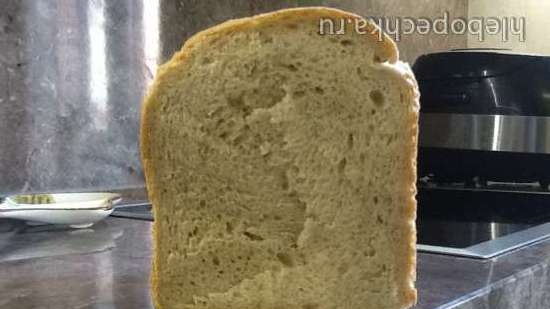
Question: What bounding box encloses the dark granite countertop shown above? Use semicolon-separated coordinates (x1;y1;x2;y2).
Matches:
0;217;549;309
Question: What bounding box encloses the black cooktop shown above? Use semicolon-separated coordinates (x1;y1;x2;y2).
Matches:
417;186;550;258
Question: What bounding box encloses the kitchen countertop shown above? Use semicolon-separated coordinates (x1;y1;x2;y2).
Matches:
1;217;549;309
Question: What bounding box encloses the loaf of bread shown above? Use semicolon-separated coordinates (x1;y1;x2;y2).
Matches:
141;7;418;309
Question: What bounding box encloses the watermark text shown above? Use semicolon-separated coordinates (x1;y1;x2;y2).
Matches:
319;12;526;42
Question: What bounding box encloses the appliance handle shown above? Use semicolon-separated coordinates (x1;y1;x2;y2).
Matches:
430;93;471;105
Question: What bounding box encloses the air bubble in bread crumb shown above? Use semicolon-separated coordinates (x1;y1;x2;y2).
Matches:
370;90;385;107
338;158;347;174
259;32;273;44
285;64;298;72
347;133;354;149
314;86;325;95
276;252;294;267
340;39;353;46
293;90;306;98
338;263;350;275
243;231;264;241
259;142;271;156
356;67;370;81
364;247;376;257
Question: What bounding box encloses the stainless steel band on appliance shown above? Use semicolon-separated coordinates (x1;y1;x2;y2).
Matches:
419;113;550;154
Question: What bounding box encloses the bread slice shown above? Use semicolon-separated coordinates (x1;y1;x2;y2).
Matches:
141;7;419;309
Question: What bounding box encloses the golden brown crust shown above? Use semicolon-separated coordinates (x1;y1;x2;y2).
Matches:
140;80;160;307
140;7;411;309
402;68;420;306
372;62;418;307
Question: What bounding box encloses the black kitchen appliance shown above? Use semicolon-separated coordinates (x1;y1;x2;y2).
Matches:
413;50;550;258
415;50;550;184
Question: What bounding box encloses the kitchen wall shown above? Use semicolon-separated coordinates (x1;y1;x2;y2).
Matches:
468;0;545;55
0;0;147;195
0;0;467;196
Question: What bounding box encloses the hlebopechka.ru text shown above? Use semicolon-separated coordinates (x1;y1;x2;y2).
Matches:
319;12;526;43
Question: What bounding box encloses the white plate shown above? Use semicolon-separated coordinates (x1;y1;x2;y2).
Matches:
0;193;121;228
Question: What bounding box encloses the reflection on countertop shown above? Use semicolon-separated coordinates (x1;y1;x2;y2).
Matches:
0;216;549;309
0;218;152;309
0;220;124;263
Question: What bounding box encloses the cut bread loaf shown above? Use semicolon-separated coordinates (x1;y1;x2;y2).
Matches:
141;7;419;309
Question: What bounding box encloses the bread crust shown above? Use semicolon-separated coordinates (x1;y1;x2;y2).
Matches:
394;64;420;306
140;7;415;309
